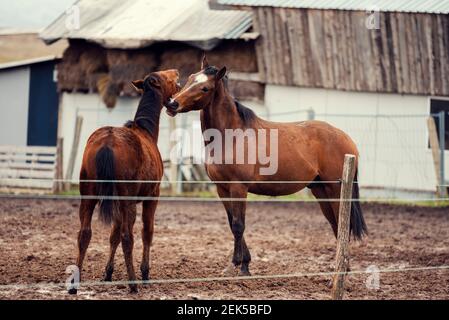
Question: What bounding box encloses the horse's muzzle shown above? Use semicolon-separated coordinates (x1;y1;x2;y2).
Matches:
166;99;179;117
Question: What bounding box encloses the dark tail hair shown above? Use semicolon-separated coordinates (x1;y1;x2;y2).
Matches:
350;171;368;240
95;146;117;225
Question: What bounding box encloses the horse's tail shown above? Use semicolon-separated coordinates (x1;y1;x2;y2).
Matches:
95;145;117;225
350;170;368;240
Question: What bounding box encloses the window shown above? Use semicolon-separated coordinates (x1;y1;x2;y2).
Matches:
430;99;449;150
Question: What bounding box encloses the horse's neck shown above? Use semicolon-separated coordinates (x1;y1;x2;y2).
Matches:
134;89;162;142
200;85;241;133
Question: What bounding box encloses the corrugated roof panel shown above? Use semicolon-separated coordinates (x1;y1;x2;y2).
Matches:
217;0;449;13
40;0;252;49
0;56;59;71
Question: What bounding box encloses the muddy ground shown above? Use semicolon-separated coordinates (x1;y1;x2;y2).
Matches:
0;199;448;300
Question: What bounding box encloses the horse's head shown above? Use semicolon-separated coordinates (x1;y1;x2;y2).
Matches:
166;55;226;116
131;69;180;105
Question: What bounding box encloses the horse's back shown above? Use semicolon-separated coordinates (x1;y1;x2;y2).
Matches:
82;126;162;181
292;120;359;178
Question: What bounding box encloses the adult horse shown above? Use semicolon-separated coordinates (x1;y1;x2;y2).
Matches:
167;56;367;276
70;69;180;294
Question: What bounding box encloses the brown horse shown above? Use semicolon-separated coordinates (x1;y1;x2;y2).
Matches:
167;56;367;276
69;69;179;294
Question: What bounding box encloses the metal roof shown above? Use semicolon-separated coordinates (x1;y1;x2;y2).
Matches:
0;56;59;71
40;0;253;50
217;0;449;14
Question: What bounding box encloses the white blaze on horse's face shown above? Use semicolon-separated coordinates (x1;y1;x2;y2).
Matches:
194;73;208;84
172;72;210;106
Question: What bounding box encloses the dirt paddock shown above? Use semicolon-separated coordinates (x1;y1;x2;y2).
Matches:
0;198;448;300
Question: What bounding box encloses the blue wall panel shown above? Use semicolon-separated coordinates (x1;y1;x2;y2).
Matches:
27;61;59;146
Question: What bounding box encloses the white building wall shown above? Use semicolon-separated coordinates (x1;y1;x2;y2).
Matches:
264;85;438;194
61;88;442;195
0;67;30;146
60;92;266;181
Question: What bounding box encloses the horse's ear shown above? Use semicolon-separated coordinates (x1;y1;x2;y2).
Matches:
215;66;227;82
201;53;209;69
148;75;161;88
131;79;144;93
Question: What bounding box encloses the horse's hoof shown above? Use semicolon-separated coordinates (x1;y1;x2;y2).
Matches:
141;270;150;282
222;264;238;276
68;288;78;295
239;270;251;277
103;275;112;282
326;278;333;289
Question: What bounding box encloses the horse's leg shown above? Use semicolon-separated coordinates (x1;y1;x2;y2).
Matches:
103;221;121;281
69;199;96;294
229;186;250;276
324;184;342;238
120;202;138;293
310;185;338;237
324;183;352;274
140;199;157;281
217;186;252;276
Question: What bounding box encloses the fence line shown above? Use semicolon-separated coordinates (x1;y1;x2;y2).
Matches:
0;177;342;185
0;194;447;203
1;264;448;291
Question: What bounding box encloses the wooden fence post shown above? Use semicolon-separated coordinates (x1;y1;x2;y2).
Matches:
331;154;356;300
427;116;448;198
65;116;83;191
54;138;64;193
168;117;178;195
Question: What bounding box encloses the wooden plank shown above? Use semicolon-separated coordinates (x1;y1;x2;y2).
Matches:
331;154;356;300
228;72;262;83
0;154;56;162
279;8;293;86
252;8;267;82
0;169;55;179
0;162;55;170
427;117;448;197
424;14;435;94
0;179;54;189
323;10;335;88
413;14;424;94
380;13;392;92
0;145;56;154
405;14;418;94
65;116;83;186
55;137;64;193
168;117;178;195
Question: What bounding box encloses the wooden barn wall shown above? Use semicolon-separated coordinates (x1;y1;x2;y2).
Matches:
57;39;262;107
252;8;449;96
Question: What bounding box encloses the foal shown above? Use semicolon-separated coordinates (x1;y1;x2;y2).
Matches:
167;56;367;276
69;69;179;294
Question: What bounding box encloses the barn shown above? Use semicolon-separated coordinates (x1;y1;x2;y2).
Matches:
215;0;449;197
39;0;261;184
39;0;449;196
0;56;60;147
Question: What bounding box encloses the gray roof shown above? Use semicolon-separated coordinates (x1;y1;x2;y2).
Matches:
0;56;59;71
217;0;449;14
40;0;252;50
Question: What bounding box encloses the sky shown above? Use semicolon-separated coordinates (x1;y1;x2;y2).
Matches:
0;0;76;30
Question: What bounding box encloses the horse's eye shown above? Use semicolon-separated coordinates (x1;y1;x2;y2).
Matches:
201;87;209;92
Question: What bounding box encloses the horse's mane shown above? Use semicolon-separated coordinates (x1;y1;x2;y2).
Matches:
205;66;256;126
124;84;162;137
234;100;256;126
